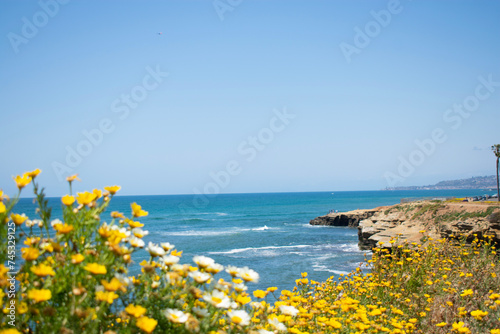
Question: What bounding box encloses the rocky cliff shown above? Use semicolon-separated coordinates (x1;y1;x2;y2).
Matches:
309;208;382;227
310;201;500;250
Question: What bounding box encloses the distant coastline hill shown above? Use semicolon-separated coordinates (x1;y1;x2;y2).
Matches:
385;175;497;190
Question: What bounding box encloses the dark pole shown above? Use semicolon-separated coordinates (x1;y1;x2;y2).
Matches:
497;156;499;202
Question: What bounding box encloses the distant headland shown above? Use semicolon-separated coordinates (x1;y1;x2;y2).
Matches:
384;175;496;191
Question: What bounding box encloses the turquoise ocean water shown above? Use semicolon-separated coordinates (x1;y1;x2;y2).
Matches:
16;189;495;292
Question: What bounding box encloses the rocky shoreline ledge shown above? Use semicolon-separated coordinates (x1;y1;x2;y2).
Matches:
310;200;500;250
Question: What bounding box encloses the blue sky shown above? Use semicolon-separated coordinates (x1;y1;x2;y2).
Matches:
1;0;499;196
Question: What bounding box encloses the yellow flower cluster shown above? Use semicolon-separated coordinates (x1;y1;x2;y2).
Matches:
268;234;500;333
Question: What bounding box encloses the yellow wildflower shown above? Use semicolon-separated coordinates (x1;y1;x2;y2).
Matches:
253;290;268;298
96;291;119;304
93;188;102;198
125;304;147;318
131;202;148;217
10;213;28;225
13;174;32;189
136;316;158;333
171;249;183;257
0;202;5;214
27;289;52;303
470;309;488;320
460;289;473;297
126;219;144;228
83;263;107;275
76;191;97;206
17;302;28;314
101;278;126;292
53;222;74;234
0;329;22;334
71;254;85;264
21;247;40;261
236;295;251;305
25;169;41;178
24;237;39;246
329;319;342;329
66;174;81;182
111;211;125;219
30;263;55;277
105;185;121;195
452;321;470;333
61;195;75;206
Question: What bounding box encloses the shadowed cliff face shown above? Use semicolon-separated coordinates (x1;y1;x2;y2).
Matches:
309;209;380;228
310;201;500;250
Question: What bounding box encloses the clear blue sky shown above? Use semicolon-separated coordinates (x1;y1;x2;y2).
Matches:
1;0;499;197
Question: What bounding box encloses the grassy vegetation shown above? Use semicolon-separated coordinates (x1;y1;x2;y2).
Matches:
411;202;444;220
433;206;498;223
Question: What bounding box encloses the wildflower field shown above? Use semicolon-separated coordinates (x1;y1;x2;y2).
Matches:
1;170;500;333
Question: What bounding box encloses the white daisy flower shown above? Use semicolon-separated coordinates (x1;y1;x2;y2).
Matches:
251;302;264;309
114;274;131;286
146;242;166;257
233;282;248;293
161;255;180;266
268;317;287;331
163;308;189;323
129;236;145;248
188;271;211;283
225;265;240;277
192;306;209;318
238;266;259;283
50;219;63;227
207;263;224;274
279;305;299;317
258;330;275;334
227;309;250;326
161;242;175;251
132;227;149;238
25;220;37;228
193;255;215;268
203;290;230;308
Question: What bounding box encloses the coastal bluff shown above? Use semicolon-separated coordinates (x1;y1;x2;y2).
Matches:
310;201;500;250
309;208;383;228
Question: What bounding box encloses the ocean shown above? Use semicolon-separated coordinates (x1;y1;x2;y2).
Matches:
15;189;495;292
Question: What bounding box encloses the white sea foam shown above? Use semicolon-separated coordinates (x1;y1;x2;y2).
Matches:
312;264;349;275
160;230;240;237
312;243;365;253
312;253;339;261
208;244;311;255
252;225;269;231
338;243;363;253
215;212;228;216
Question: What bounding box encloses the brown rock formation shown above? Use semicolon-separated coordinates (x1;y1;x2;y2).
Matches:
309;208;384;228
310;201;500;250
357;201;500;250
